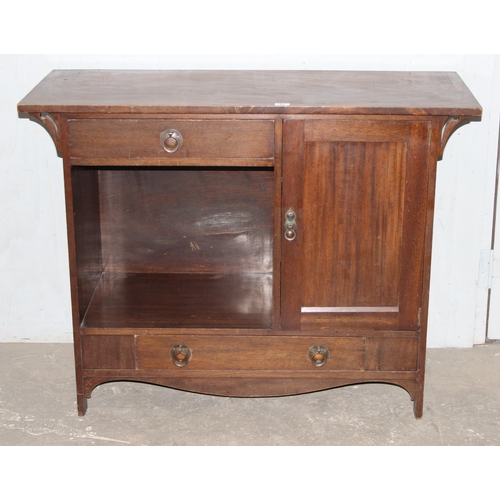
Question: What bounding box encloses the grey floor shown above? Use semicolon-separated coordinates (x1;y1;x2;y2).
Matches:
0;341;499;446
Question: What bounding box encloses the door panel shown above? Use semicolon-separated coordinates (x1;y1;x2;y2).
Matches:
301;140;406;309
281;119;431;331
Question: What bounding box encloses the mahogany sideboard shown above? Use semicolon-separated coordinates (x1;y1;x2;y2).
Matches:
18;70;481;417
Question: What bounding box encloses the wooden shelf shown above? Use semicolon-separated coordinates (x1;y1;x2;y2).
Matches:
82;272;273;330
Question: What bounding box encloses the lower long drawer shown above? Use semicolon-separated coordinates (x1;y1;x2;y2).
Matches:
81;334;420;373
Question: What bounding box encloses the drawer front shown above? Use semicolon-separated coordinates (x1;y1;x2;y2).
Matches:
81;334;419;373
68;119;275;165
136;335;366;372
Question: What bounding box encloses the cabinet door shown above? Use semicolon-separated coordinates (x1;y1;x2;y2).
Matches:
281;119;431;331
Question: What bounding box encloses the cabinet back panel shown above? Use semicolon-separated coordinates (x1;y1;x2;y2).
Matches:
98;168;274;274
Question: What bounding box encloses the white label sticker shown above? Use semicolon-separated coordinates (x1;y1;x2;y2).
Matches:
274;102;290;106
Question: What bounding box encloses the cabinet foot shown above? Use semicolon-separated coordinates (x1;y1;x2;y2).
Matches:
77;394;88;416
413;397;423;419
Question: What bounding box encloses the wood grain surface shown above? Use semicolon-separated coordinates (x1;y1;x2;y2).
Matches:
16;69;482;417
18;70;482;116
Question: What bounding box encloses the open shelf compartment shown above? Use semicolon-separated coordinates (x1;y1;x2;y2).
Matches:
73;166;275;331
82;272;273;329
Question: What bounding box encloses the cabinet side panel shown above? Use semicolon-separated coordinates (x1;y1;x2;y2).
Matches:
72;167;103;321
397;121;432;329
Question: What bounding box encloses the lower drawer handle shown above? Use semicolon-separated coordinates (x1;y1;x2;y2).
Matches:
308;345;329;367
170;344;192;367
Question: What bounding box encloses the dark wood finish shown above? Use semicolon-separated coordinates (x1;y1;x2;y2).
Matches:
135;334;419;373
280;120;305;330
302;130;407;307
71;167;102;321
83;376;419;401
414;116;447;418
282;118;431;331
83;273;273;330
272;119;283;330
98;168;274;274
18;70;481;116
136;335;366;371
82;335;135;369
17;70;482;418
68;119;274;166
364;337;419;371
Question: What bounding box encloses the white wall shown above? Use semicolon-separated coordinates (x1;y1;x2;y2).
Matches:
1;54;499;346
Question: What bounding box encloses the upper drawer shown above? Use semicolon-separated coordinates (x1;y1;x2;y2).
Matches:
68;119;275;166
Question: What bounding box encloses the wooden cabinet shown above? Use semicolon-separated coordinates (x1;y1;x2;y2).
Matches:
18;70;481;417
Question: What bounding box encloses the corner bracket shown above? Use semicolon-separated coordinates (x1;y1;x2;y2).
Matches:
438;115;476;159
20;112;62;156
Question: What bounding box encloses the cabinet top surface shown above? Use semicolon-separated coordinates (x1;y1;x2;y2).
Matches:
18;70;482;116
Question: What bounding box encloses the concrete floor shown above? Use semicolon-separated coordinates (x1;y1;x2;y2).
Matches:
0;341;499;445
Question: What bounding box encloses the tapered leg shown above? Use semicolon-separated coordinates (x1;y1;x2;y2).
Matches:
413;390;424;419
77;394;88;416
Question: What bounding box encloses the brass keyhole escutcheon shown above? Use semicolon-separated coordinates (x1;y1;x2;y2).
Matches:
170;344;192;367
284;208;297;241
308;345;329;367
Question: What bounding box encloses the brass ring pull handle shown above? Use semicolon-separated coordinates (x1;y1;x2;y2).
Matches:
170;344;192;367
160;129;183;153
284;208;297;241
308;345;329;367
